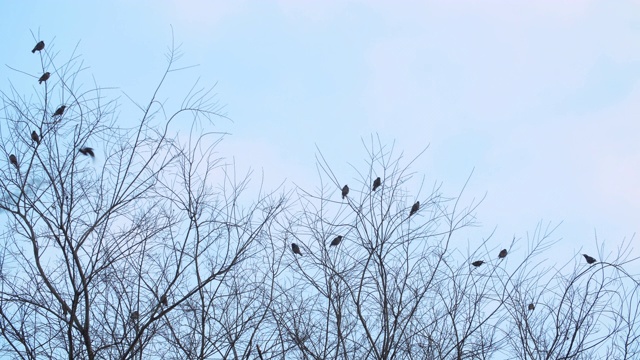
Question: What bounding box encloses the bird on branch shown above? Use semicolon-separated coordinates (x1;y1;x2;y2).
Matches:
372;177;381;191
52;105;66;117
409;201;420;217
583;254;596;264
329;236;343;247
38;72;50;84
130;311;139;322
471;260;484;267
32;41;44;53
498;249;508;259
291;243;302;256
9;154;18;170
31;131;40;145
341;185;349;199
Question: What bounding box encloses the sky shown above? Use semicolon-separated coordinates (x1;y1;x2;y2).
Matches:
1;0;639;265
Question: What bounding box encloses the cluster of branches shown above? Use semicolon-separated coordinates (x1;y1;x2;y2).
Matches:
0;38;638;360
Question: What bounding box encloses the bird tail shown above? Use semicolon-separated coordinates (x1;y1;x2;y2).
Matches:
32;49;36;53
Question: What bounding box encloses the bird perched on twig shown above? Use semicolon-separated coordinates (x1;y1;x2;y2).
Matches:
498;249;508;259
130;311;139;322
582;254;596;264
471;260;484;267
52;105;66;117
341;185;349;199
372;177;381;191
329;235;343;247
31;131;40;145
160;294;168;307
291;243;302;256
38;72;50;84
528;303;535;311
409;201;420;217
9;154;18;170
32;41;44;53
79;147;95;158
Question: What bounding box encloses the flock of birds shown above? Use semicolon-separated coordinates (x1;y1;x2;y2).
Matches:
288;176;600;311
7;41;95;171
18;40;600;316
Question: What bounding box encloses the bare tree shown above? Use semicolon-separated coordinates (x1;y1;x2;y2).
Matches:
0;36;287;360
266;137;640;360
1;36;638;360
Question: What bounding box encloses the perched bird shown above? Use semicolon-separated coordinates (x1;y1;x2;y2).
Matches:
52;105;66;117
9;154;18;169
79;147;95;158
32;41;44;53
372;177;381;191
471;260;484;267
291;243;302;256
583;254;597;264
329;235;343;247
130;311;139;321
409;201;420;217
38;72;50;84
160;294;168;307
528;303;535;311
31;131;40;145
498;249;508;259
341;185;349;199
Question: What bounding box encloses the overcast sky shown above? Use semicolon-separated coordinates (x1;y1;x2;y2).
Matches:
2;0;639;265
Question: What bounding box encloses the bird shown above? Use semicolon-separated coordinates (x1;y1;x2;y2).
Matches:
372;177;381;191
9;154;18;169
31;131;40;145
160;294;168;306
498;249;508;259
291;243;302;256
341;185;349;199
130;311;139;321
409;201;420;217
52;105;66;117
38;72;50;84
583;254;597;264
79;147;95;158
528;303;535;311
471;260;484;267
32;41;44;53
329;235;343;247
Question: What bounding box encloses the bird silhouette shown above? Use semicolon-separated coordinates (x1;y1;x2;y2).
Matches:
38;72;50;84
52;105;66;117
409;201;420;217
372;177;381;191
79;147;95;158
582;254;596;264
471;260;484;267
160;294;168;306
341;185;349;199
32;41;44;53
329;235;343;247
528;303;535;311
498;249;508;259
291;243;302;256
130;311;139;321
9;154;18;169
31;131;40;145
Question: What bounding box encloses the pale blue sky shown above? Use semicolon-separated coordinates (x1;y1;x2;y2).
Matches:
2;1;639;263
